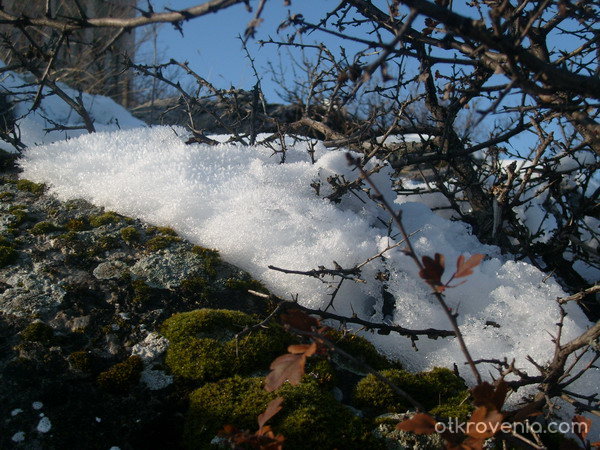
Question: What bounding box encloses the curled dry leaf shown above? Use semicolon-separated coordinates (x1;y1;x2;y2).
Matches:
257;397;284;430
396;413;437;435
572;415;591;442
264;343;317;392
471;379;507;411
466;406;504;440
419;253;445;288
280;309;320;332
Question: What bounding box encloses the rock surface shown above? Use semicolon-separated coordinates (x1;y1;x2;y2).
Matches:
0;152;270;449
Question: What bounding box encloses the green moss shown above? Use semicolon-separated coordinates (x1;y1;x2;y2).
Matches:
150;226;178;236
430;393;472;421
97;355;143;394
179;276;212;301
8;205;30;226
166;338;232;382
66;218;89;231
145;235;181;251
162;309;294;383
185;377;381;450
57;230;79;243
68;351;94;373
326;329;399;372
0;245;17;268
353;367;469;417
0;191;14;201
88;235;120;256
30;221;65;235
89;211;124;228
20;322;54;344
191;246;220;277
304;357;337;389
225;277;269;294
15;179;46;195
162;309;255;343
131;279;154;303
120;226;140;243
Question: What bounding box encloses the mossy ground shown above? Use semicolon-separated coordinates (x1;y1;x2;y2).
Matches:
31;221;65;235
15;179;46;195
20;321;54;344
185;377;382;450
354;367;471;419
97;355;143;394
89;211;128;228
162;309;294;383
0;243;17;268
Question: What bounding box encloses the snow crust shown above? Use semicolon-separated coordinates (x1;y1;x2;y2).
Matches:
0;65;144;152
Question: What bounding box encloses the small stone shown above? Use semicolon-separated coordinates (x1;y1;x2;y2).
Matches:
32;401;43;410
69;315;91;332
93;261;128;280
11;431;25;442
131;332;169;363
140;369;173;390
37;416;52;433
11;408;23;416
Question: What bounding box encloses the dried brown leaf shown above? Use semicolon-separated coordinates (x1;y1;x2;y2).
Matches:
257;397;284;430
467;406;503;439
573;415;591;442
264;353;306;392
455;254;485;279
417;71;430;82
396;413;437;435
471;379;507;411
419;253;445;287
280;309;320;332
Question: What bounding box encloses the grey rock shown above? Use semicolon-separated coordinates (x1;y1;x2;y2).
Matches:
130;249;207;289
93;260;128;280
0;272;66;317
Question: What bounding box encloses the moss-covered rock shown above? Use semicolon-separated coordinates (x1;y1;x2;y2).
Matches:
131;279;155;304
120;225;140;243
190;246;220;277
30;221;65;235
353;367;469;417
68;351;94;373
88;211;124;228
15;179;46;195
326;329;399;373
162;309;294;383
185;377;381;450
149;226;178;236
88;235;121;256
66;218;90;231
225;277;269;294
97;355;143;394
145;235;181;251
0;244;17;268
20;321;54;344
8;205;30;226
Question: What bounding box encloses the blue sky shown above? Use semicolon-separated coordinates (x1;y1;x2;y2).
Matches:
138;1;591;155
138;0;352;102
